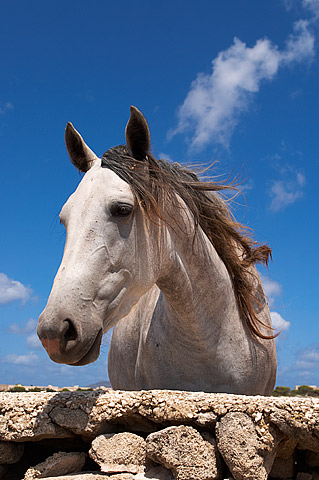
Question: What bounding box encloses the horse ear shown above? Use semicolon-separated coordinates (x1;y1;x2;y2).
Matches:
65;122;98;172
125;106;151;160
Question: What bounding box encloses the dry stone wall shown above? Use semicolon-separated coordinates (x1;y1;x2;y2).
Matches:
0;390;319;480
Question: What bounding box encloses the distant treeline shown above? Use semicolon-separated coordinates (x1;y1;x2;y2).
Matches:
272;385;319;397
6;385;93;392
4;384;319;397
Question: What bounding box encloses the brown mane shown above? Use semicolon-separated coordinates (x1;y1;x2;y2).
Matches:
101;145;275;340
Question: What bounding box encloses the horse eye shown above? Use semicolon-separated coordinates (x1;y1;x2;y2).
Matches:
110;203;133;217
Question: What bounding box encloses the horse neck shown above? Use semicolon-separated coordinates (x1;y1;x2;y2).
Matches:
156;220;241;338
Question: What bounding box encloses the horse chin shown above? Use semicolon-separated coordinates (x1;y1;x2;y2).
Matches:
69;328;103;366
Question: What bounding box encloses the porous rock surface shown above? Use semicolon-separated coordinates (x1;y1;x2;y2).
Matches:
23;451;86;479
147;425;221;479
216;412;280;479
0;390;319;480
89;432;146;473
0;441;24;464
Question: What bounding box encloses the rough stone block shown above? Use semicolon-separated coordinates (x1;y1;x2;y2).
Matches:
1;391;319;480
40;475;129;480
1;391;319;445
296;473;313;480
269;407;319;453
40;473;173;480
23;451;86;479
89;432;146;474
306;450;319;468
0;440;24;464
49;406;89;434
270;455;295;479
145;464;174;479
146;425;221;480
276;437;297;459
216;412;279;480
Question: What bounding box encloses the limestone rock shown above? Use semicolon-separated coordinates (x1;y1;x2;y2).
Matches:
269;405;319;452
276;437;297;459
23;451;86;479
1;391;319;444
41;464;173;480
195;411;217;427
270;455;295;479
39;470;172;480
39;474;172;480
146;425;221;480
0;392;76;441
296;473;313;480
306;450;319;467
1;390;319;480
0;440;24;464
40;475;116;480
89;432;146;474
216;412;279;480
144;464;174;479
110;472;172;480
109;476;135;480
49;406;89;434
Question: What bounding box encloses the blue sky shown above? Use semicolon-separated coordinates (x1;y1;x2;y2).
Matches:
0;0;318;388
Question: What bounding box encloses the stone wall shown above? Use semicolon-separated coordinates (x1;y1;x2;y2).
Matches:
1;390;319;480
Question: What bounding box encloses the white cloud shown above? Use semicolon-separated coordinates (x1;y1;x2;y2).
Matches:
283;0;295;10
0;101;13;116
7;318;37;335
296;172;306;186
269;169;306;211
259;274;282;307
4;352;40;366
269;180;303;211
7;318;42;349
26;332;42;349
59;365;76;376
259;274;290;337
302;0;319;19
170;20;314;149
294;345;319;371
282;20;315;63
159;152;174;163
271;311;291;332
276;344;319;382
290;88;303;99
283;0;319;19
0;273;32;304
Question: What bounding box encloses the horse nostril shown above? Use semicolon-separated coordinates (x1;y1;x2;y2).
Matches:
62;319;77;343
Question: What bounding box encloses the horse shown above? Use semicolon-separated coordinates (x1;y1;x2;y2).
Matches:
37;106;277;395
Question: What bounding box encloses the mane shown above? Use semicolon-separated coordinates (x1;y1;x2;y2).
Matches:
101;145;275;340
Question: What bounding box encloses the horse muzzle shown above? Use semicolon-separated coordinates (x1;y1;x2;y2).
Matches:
37;312;103;366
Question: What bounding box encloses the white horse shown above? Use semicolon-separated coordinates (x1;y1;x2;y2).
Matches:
37;106;277;394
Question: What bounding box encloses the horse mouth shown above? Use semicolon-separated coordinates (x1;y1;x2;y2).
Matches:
70;328;103;366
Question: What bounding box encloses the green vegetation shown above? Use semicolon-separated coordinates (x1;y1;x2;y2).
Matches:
272;385;319;397
272;386;291;396
5;384;89;393
6;383;317;396
9;384;26;392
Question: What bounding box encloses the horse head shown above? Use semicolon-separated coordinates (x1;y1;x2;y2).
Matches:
37;107;163;366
